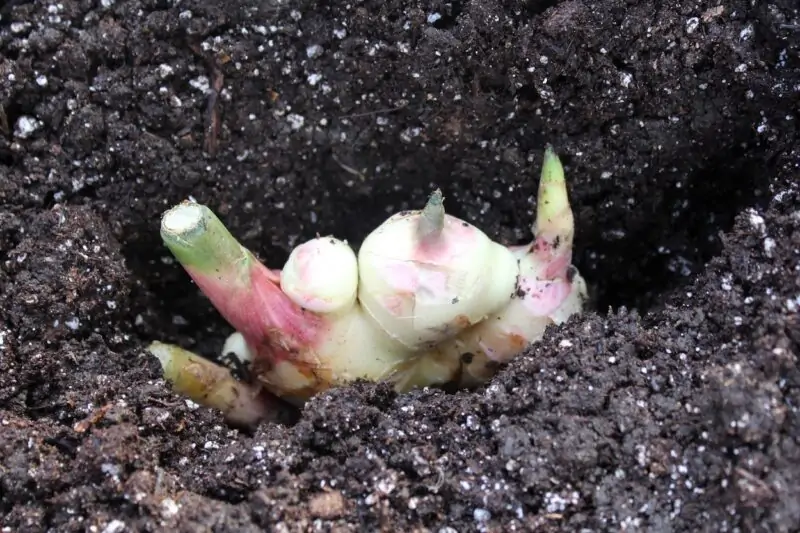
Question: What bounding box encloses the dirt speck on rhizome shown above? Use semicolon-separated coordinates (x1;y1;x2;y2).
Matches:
1;1;799;531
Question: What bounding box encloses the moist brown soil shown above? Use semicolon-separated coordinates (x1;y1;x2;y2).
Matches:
1;0;799;531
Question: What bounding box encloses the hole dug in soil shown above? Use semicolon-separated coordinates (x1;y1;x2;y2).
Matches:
125;130;769;365
584;142;766;314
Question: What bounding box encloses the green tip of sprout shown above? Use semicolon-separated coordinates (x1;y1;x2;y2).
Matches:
418;188;445;242
534;146;574;243
160;201;249;275
542;145;561;179
148;341;282;427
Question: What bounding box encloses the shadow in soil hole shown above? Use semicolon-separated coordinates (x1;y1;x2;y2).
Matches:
579;149;768;315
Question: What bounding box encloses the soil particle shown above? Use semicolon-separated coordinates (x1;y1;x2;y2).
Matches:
1;0;799;532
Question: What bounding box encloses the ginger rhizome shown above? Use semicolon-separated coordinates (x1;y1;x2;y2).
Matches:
148;147;587;425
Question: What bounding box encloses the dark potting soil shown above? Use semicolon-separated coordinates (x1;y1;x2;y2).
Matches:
1;0;799;531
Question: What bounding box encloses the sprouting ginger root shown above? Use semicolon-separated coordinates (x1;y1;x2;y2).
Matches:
148;146;587;425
